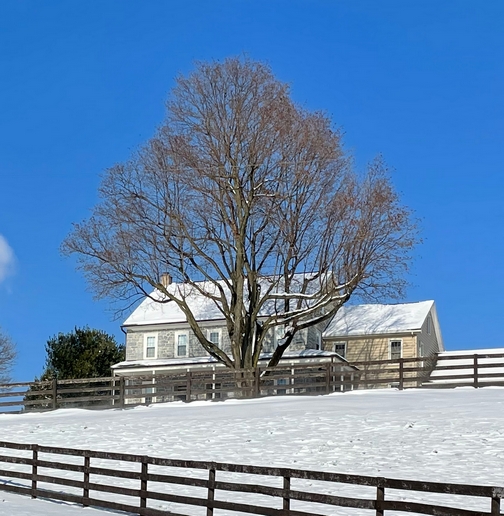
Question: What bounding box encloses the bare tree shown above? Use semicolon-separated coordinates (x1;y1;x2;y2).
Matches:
0;327;16;384
62;57;418;370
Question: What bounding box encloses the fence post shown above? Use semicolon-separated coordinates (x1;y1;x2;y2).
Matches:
398;359;404;390
376;478;385;516
140;458;148;509
255;368;260;397
207;466;216;516
474;354;479;388
51;379;58;410
31;444;38;499
283;475;290;512
119;376;125;408
83;452;90;507
186;371;192;402
491;494;500;516
325;363;331;394
491;489;502;516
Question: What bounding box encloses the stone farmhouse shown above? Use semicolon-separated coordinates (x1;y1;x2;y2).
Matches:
112;278;443;378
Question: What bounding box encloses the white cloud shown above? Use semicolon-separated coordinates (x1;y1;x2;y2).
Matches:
0;235;15;283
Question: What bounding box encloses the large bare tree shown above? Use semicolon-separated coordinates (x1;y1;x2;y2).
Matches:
0;327;16;384
63;57;418;370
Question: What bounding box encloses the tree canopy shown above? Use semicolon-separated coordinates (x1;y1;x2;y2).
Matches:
40;327;125;380
0;327;16;384
62;57;418;370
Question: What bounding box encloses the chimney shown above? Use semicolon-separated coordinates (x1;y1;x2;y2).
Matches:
160;273;172;288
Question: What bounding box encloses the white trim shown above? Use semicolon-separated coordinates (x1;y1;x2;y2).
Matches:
389;339;403;360
175;331;189;357
143;333;158;359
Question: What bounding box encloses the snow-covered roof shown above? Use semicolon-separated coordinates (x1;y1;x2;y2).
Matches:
323;300;435;338
124;275;320;327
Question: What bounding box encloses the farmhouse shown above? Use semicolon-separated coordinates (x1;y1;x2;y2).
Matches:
112;276;443;378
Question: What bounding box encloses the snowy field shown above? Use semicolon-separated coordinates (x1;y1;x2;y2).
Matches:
1;387;503;515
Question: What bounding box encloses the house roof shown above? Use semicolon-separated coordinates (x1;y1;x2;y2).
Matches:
323;300;436;338
123;275;320;327
124;286;223;327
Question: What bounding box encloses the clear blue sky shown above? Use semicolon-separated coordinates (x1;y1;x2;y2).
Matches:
1;1;503;381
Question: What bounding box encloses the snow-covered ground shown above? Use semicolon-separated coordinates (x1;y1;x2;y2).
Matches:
1;387;503;515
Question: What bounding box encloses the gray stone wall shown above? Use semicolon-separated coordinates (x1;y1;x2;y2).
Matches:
125;332;143;360
126;324;232;360
126;323;316;360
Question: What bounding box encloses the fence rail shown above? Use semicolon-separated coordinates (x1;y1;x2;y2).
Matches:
423;352;504;389
1;352;504;413
0;440;501;515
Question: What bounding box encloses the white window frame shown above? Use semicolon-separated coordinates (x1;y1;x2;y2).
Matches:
143;333;158;359
175;331;189;357
207;328;222;347
333;341;347;359
389;339;403;360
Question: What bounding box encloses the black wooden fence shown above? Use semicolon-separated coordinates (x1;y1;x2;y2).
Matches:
1;352;503;413
0;441;501;515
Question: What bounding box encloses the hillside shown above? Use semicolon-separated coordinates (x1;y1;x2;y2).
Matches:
1;387;503;515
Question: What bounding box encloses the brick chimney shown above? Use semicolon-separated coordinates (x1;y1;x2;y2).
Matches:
160;273;172;288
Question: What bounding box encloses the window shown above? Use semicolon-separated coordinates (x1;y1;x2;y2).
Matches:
144;334;157;359
426;315;432;335
208;330;221;347
333;341;347;359
389;340;402;360
175;332;188;357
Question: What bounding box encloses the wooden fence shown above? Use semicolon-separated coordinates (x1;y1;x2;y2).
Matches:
0;441;501;515
422;352;504;388
1;352;504;413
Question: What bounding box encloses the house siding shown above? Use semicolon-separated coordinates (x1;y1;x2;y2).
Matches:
417;310;440;356
323;335;418;362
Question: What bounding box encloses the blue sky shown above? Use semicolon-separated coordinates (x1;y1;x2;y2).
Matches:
0;1;503;381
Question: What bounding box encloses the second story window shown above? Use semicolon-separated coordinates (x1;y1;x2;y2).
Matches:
144;334;157;359
208;330;220;346
176;332;188;357
333;341;347;359
390;340;402;360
